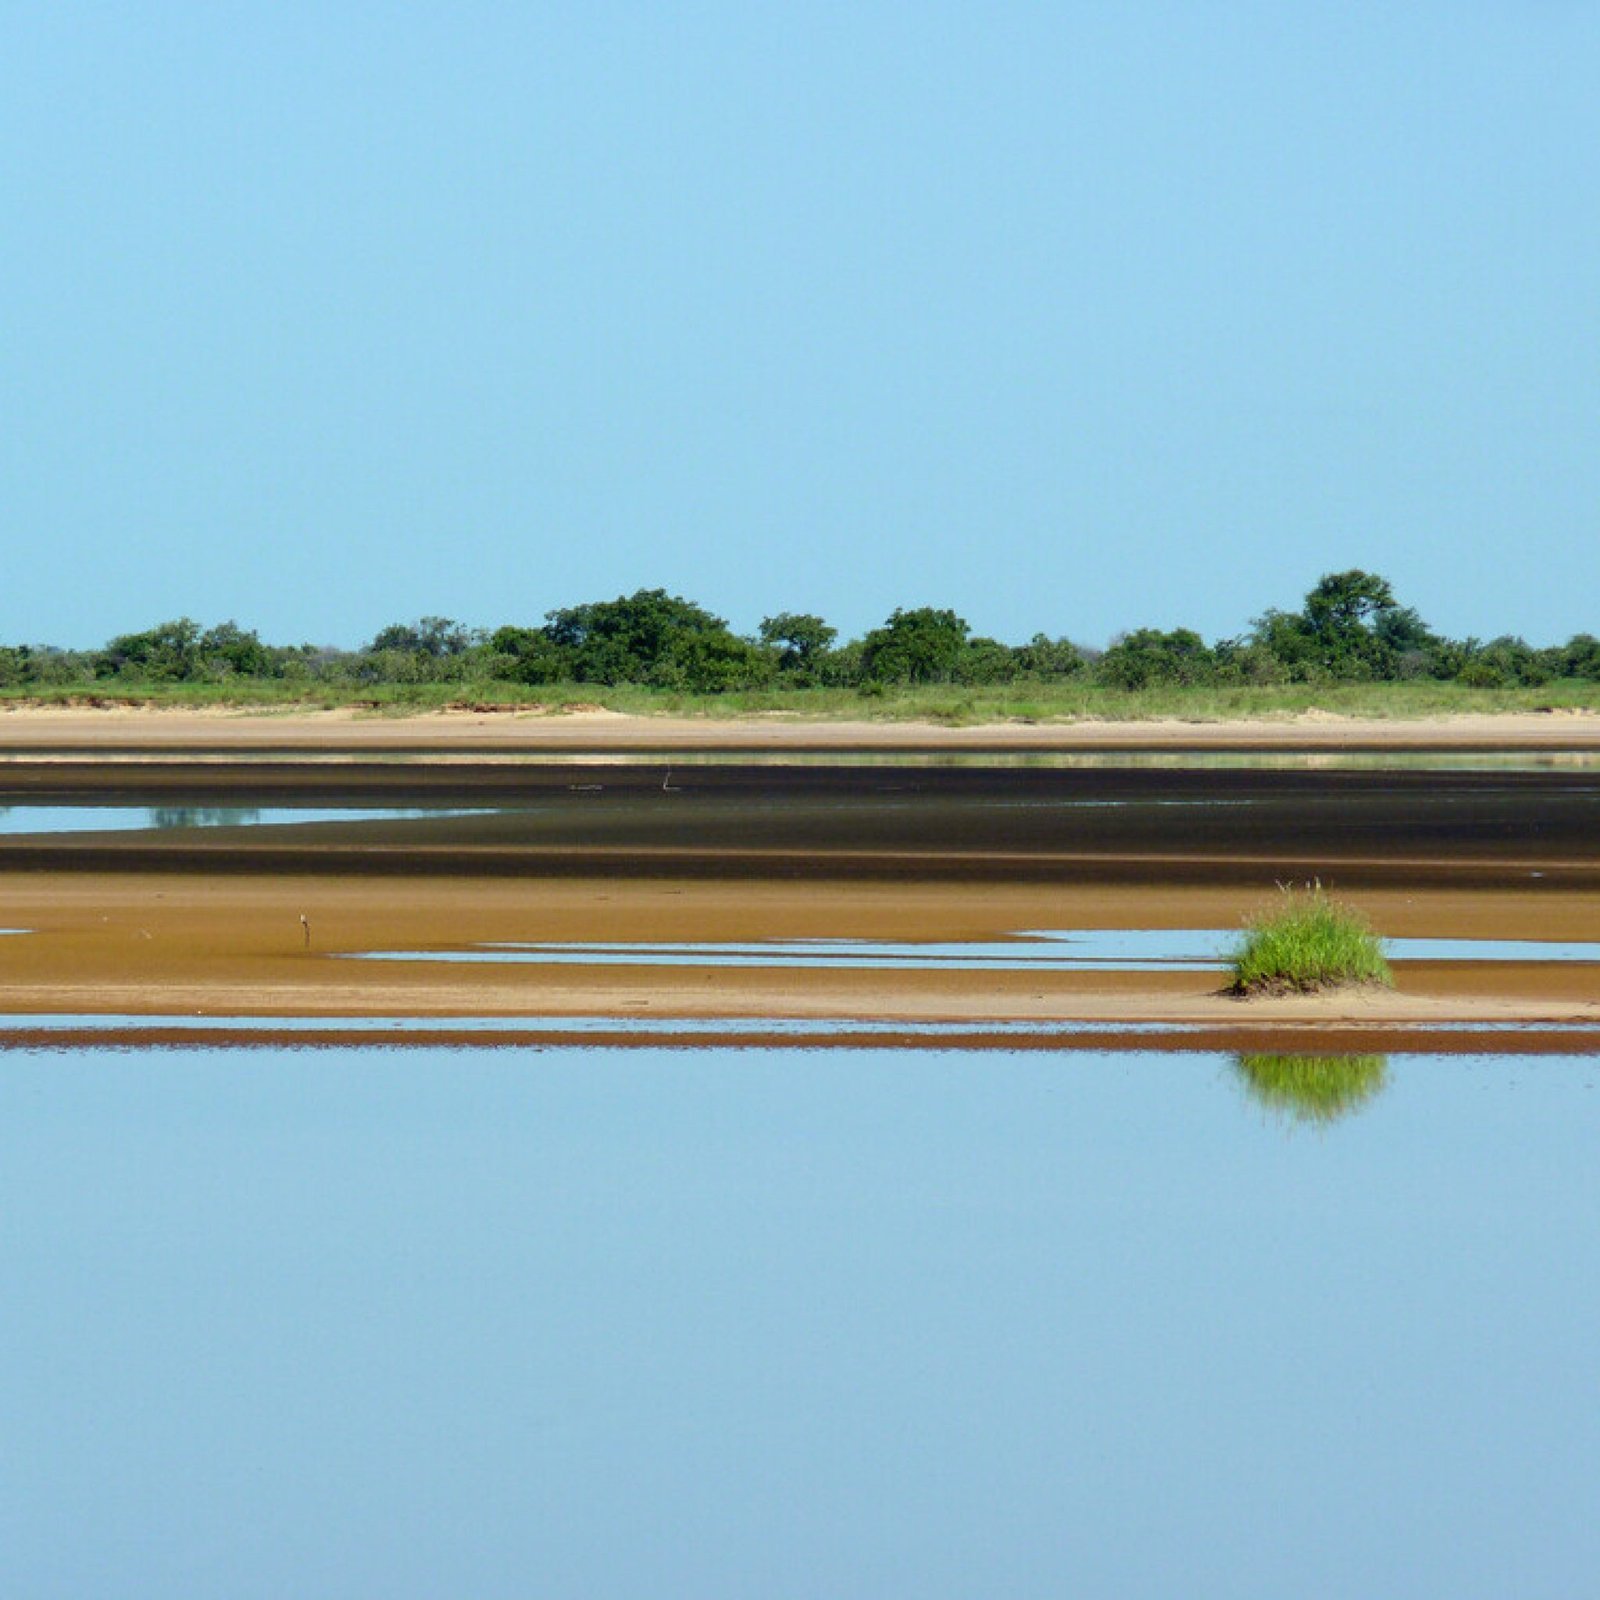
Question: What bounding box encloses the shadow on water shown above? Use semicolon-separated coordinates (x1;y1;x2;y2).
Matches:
1233;1052;1391;1126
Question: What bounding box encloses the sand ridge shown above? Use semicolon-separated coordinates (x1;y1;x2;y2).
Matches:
2;704;1599;751
1;874;1596;1041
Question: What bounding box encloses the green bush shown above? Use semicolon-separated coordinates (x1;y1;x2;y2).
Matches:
1228;885;1392;996
859;606;971;685
1096;627;1214;689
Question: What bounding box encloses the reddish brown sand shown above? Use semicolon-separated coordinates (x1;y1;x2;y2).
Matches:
1;709;1596;1050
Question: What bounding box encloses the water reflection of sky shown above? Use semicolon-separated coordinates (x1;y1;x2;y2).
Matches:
0;1045;1596;1597
0;798;1274;838
0;804;494;834
346;929;1600;969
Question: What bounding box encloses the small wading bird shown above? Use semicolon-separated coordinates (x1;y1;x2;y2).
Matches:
300;914;310;949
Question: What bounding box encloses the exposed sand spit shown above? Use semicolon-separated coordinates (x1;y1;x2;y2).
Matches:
1;874;1595;1039
1;705;1599;751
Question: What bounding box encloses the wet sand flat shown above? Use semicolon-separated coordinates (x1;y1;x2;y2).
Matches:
1;713;1597;1045
1;759;1598;888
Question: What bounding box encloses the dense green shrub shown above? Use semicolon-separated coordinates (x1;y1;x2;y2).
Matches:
199;622;277;677
956;636;1022;685
486;625;572;685
1228;886;1392;996
860;607;971;685
542;589;761;688
1457;636;1556;688
0;645;37;687
1560;633;1600;680
1012;634;1086;679
97;618;205;681
1096;627;1214;689
366;616;476;658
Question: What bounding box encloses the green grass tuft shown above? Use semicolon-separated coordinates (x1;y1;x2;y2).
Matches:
1227;885;1392;996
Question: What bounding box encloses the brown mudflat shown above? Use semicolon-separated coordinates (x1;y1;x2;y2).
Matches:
1;712;1597;1048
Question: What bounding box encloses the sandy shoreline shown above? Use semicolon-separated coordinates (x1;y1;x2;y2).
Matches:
3;704;1600;751
2;718;1596;1044
1;874;1596;1046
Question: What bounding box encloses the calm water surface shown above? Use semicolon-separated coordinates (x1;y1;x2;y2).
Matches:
0;804;492;834
1;1045;1597;1598
349;929;1600;969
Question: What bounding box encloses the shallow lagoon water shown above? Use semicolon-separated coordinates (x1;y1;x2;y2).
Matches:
0;797;1260;837
0;804;493;834
2;1043;1597;1598
347;928;1600;970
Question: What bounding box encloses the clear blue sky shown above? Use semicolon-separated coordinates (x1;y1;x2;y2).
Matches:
4;2;1596;650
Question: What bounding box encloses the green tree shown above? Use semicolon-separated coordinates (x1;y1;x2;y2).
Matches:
859;607;971;684
956;636;1022;685
1252;571;1443;682
817;637;868;688
1097;628;1214;689
0;645;38;688
1303;569;1397;638
669;629;773;692
200;621;275;677
1013;634;1086;680
98;619;204;681
487;625;571;685
1211;634;1287;685
367;616;474;657
542;589;765;689
1298;569;1402;678
759;612;837;677
1457;636;1554;688
1559;634;1600;681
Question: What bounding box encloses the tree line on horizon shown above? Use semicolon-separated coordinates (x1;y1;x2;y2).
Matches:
2;572;1597;695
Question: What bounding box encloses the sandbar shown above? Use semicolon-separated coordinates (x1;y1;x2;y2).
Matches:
2;704;1599;751
1;710;1597;1048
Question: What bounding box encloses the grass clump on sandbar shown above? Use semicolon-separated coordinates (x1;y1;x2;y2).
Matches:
1227;884;1392;997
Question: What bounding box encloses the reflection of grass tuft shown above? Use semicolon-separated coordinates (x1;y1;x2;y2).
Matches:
1228;885;1391;996
1234;1054;1390;1125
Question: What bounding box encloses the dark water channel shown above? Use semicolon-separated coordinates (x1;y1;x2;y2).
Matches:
2;1043;1597;1598
1;760;1597;891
